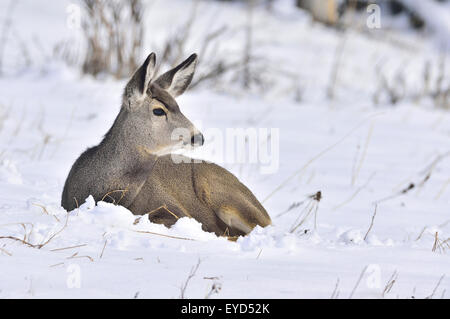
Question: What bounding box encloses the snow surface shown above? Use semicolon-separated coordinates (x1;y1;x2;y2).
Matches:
0;0;449;298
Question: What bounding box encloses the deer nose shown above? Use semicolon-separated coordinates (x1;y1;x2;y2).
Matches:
191;133;204;146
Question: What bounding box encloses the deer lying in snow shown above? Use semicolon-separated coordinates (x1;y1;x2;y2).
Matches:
61;53;271;237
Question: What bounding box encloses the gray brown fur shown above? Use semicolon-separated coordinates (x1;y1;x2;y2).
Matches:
61;53;271;237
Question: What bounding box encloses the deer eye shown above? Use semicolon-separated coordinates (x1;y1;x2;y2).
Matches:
153;108;166;116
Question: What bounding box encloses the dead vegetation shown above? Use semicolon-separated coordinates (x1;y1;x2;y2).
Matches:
363;204;377;241
289;191;322;233
205;280;222;299
375;150;450;205
432;232;450;254
80;0;145;78
382;270;398;298
70;0;269;93
180;258;201;299
263;112;384;204
0;212;70;249
153;1;267;92
374;56;450;110
425;274;446;299
276;191;322;234
0;0;18;76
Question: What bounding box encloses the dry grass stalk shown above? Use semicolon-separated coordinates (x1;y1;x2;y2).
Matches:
349;265;368;299
146;205;180;221
132;229;195;242
333;172;376;211
241;0;254;90
435;178;450;200
426;274;445;299
38;213;70;248
0;0;18;76
101;189;129;204
0;246;12;256
375;182;415;205
378;151;445;203
382;270;398;298
263;112;384;203
256;249;263;259
50;244;87;252
0;235;40;248
415;226;427;241
374;56;449;109
0;213;70;249
330;278;340;299
204;276;220;281
67;254;94;262
432;232;450;254
327;33;347;100
33;203;60;222
180;259;201;299
352;121;375;186
81;0;145;78
276;201;306;218
205;281;222;299
154;2;245;91
363;204;378;241
289;191;322;233
100;240;107;259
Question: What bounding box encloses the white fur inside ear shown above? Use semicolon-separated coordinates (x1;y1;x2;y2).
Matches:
143;57;156;95
167;60;197;97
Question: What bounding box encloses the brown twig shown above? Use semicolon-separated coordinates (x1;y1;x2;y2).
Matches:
50;244;87;252
180;259;201;299
349;265;368;299
0;213;70;249
132;230;195;241
67;255;94;262
426;274;445;299
363;204;378;241
331;278;340;299
100;239;107;259
101;189;128;204
382;270;398;298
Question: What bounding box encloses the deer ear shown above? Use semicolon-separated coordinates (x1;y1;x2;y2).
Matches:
126;53;156;98
154;53;198;98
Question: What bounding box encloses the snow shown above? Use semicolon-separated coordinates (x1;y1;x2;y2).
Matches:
0;0;449;299
398;0;450;47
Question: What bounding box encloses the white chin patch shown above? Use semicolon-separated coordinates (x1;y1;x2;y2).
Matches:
154;141;184;157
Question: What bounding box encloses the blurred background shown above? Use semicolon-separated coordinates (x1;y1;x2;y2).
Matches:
1;0;449;106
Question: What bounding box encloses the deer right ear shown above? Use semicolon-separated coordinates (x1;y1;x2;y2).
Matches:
124;53;156;104
154;53;198;98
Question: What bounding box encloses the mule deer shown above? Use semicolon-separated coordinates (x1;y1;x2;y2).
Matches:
61;53;271;237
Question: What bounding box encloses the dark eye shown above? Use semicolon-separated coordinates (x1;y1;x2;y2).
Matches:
153;108;166;116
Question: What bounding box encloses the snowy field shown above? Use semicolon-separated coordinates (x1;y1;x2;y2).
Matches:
0;0;449;298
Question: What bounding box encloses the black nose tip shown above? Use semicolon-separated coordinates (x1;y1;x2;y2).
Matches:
191;133;204;146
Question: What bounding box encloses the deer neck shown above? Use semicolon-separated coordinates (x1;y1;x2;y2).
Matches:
98;109;158;177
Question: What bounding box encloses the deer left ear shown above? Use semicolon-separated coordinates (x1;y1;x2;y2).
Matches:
154;53;198;98
126;53;156;97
